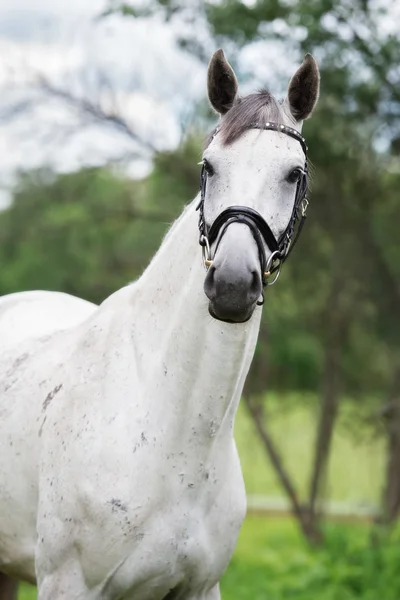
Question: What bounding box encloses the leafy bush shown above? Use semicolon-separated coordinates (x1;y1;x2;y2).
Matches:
221;517;400;600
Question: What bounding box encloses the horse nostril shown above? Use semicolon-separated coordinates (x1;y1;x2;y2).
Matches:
249;270;262;301
204;265;217;301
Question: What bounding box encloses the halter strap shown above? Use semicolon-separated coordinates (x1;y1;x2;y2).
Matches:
207;206;279;251
197;121;309;286
255;122;308;154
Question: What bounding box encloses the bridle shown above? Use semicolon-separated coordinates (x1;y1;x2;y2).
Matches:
197;122;309;292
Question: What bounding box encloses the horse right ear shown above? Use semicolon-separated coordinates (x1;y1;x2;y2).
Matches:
284;54;320;122
207;49;238;115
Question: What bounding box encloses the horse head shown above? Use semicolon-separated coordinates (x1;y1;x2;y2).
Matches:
200;49;320;323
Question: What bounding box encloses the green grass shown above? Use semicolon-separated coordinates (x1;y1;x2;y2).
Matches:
221;515;400;600
19;583;36;600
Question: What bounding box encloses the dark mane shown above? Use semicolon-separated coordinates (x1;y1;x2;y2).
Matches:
206;90;283;147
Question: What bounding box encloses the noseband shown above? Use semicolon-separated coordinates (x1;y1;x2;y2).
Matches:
197;122;309;289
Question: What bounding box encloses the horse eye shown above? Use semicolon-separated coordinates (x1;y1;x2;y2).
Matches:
287;168;302;184
203;159;214;176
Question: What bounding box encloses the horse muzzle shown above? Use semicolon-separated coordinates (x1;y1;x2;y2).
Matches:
204;265;261;323
203;225;263;323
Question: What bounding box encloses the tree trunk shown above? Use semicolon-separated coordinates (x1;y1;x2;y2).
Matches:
379;366;400;526
307;275;350;529
0;573;18;600
306;343;341;527
244;395;323;544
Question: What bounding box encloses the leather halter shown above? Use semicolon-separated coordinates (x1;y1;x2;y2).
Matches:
197;122;309;288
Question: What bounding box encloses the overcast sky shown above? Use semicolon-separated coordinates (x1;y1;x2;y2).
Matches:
0;0;209;206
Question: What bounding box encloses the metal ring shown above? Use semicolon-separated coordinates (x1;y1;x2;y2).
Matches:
265;250;281;272
265;250;282;286
266;264;281;286
201;236;212;267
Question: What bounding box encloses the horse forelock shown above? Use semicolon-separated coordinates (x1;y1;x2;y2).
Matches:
205;91;283;148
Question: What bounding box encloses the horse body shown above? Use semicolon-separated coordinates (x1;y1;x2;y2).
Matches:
0;291;96;582
0;206;254;599
0;50;319;598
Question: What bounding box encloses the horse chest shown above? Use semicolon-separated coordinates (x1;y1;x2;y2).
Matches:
63;443;246;599
90;487;244;599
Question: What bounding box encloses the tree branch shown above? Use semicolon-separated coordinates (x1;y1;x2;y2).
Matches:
36;76;156;154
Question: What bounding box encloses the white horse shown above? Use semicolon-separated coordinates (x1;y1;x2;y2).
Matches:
0;49;319;599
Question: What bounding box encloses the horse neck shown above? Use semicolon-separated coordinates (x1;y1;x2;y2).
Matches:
130;198;262;437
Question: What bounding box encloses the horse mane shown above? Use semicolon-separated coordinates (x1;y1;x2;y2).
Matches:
206;90;283;147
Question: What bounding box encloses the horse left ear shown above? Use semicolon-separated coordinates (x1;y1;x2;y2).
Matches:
285;54;320;121
207;49;239;115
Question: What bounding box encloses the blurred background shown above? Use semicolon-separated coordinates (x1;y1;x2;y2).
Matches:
0;0;399;598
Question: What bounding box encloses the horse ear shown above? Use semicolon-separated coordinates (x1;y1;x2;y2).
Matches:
285;54;320;121
207;49;238;115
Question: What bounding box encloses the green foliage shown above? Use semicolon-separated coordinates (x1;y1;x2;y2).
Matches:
18;584;36;600
145;134;200;216
0;167;147;303
0;137;200;305
221;517;400;600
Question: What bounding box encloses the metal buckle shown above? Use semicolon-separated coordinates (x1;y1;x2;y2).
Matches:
301;198;309;217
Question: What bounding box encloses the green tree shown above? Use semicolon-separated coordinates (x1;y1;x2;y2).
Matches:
0;137;200;303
